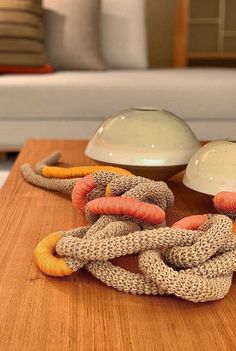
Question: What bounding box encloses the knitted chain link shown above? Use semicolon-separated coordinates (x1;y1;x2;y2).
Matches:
55;172;236;302
25;157;236;303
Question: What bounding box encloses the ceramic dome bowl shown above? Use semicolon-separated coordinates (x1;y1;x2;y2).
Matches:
183;140;236;195
85;108;201;180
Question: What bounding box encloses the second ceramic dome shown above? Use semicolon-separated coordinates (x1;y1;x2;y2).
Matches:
86;108;200;168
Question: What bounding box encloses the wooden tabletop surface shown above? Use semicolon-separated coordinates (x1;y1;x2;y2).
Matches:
0;139;235;351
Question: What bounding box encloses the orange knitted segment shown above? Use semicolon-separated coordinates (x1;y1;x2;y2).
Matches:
72;174;97;212
233;221;236;235
86;197;165;224
42;165;132;178
172;214;208;230
34;232;73;277
213;191;236;213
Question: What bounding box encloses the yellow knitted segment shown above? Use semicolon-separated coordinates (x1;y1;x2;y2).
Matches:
105;184;112;197
34;232;73;277
42;165;132;178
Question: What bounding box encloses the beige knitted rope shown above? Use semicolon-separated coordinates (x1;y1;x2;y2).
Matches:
35;151;132;178
57;216;234;262
35;151;61;174
21;163;79;195
55;215;236;302
30;165;236;302
24;155;235;303
54;176;175;273
21;160;173;229
21;164;122;197
83;173;174;227
21;152;132;197
33;173;174;277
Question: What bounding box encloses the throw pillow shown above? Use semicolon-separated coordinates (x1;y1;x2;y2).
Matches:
0;0;49;70
0;64;53;74
44;0;106;70
101;0;148;69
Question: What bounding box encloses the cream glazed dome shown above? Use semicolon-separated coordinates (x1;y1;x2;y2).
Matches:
183;140;236;195
85;108;201;180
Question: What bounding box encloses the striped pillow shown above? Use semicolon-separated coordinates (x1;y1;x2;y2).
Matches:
0;0;46;66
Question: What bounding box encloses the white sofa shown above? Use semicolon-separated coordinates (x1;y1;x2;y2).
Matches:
0;0;236;150
0;68;236;149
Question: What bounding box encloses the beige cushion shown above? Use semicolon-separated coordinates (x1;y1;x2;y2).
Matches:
0;69;236;142
44;0;106;70
0;69;235;121
0;0;46;66
101;0;148;69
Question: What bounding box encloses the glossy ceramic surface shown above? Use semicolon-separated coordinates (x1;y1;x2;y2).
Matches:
85;108;200;179
183;140;236;195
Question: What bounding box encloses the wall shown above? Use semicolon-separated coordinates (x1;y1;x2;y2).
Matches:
146;0;176;67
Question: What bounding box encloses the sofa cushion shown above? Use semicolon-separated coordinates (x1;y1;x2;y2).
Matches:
44;0;106;70
0;0;46;66
0;69;235;121
101;0;148;68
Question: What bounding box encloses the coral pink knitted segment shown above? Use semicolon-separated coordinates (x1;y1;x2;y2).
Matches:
172;214;208;230
86;197;165;225
213;192;236;213
72;174;97;212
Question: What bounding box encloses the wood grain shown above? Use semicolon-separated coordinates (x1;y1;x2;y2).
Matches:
0;139;235;351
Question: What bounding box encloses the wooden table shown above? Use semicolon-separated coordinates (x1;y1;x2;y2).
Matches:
0;139;235;351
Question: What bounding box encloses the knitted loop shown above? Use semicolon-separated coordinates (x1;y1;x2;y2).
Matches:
107;176;174;208
171;214;208;230
58;220;141;272
164;215;232;268
34;232;73;277
55;215;233;261
77;174;173;226
71;172;123;212
139;250;232;302
86;261;161;295
53;214;236;301
85;197;165;225
32;166;236;302
213;191;236;219
122;182;174;209
71;174;97;212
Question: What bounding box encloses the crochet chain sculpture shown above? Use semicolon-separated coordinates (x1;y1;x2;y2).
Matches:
21;152;236;303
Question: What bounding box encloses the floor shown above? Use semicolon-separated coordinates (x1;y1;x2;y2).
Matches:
0;153;17;188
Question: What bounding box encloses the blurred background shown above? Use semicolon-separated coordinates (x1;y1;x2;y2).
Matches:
0;0;235;186
148;0;236;67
